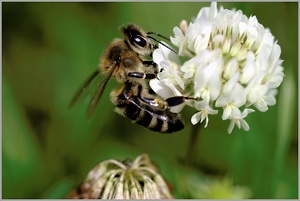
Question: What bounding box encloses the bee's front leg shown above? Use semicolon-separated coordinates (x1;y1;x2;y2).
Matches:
128;72;156;79
142;60;157;68
142;60;158;74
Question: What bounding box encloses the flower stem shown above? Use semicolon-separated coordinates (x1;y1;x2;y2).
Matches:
185;123;202;166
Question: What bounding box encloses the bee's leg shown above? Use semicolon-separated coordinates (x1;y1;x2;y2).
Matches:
130;61;159;78
128;72;156;79
165;96;197;107
140;96;166;109
142;60;158;74
142;60;157;68
140;95;197;109
128;70;197;108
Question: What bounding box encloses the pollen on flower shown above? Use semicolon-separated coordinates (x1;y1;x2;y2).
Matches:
150;2;284;133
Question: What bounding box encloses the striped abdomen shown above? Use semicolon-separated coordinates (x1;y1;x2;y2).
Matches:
112;83;184;133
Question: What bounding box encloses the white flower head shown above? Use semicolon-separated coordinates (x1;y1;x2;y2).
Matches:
151;2;284;133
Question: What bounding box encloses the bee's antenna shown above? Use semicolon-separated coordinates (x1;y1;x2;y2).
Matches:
147;32;171;41
147;36;178;54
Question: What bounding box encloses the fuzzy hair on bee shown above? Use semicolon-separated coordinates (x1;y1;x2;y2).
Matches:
70;23;195;133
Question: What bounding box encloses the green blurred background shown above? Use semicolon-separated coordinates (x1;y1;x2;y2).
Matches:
2;2;298;199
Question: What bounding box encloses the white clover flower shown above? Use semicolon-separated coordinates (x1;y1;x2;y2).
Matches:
151;2;284;133
68;154;173;199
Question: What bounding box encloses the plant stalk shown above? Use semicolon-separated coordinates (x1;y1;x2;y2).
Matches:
185;123;202;166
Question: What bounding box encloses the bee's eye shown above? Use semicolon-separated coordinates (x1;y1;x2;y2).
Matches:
130;35;147;48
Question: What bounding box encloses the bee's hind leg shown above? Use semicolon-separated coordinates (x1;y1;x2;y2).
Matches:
140;95;198;110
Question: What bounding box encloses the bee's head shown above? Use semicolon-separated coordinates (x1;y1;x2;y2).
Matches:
121;23;155;56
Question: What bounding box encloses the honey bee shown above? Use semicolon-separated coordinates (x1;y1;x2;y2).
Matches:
70;23;193;133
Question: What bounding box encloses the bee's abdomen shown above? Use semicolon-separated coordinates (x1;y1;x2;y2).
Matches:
134;103;184;133
147;112;184;133
114;94;184;133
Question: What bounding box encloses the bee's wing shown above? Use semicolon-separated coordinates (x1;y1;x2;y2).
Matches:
69;69;101;109
69;64;116;120
86;64;117;119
